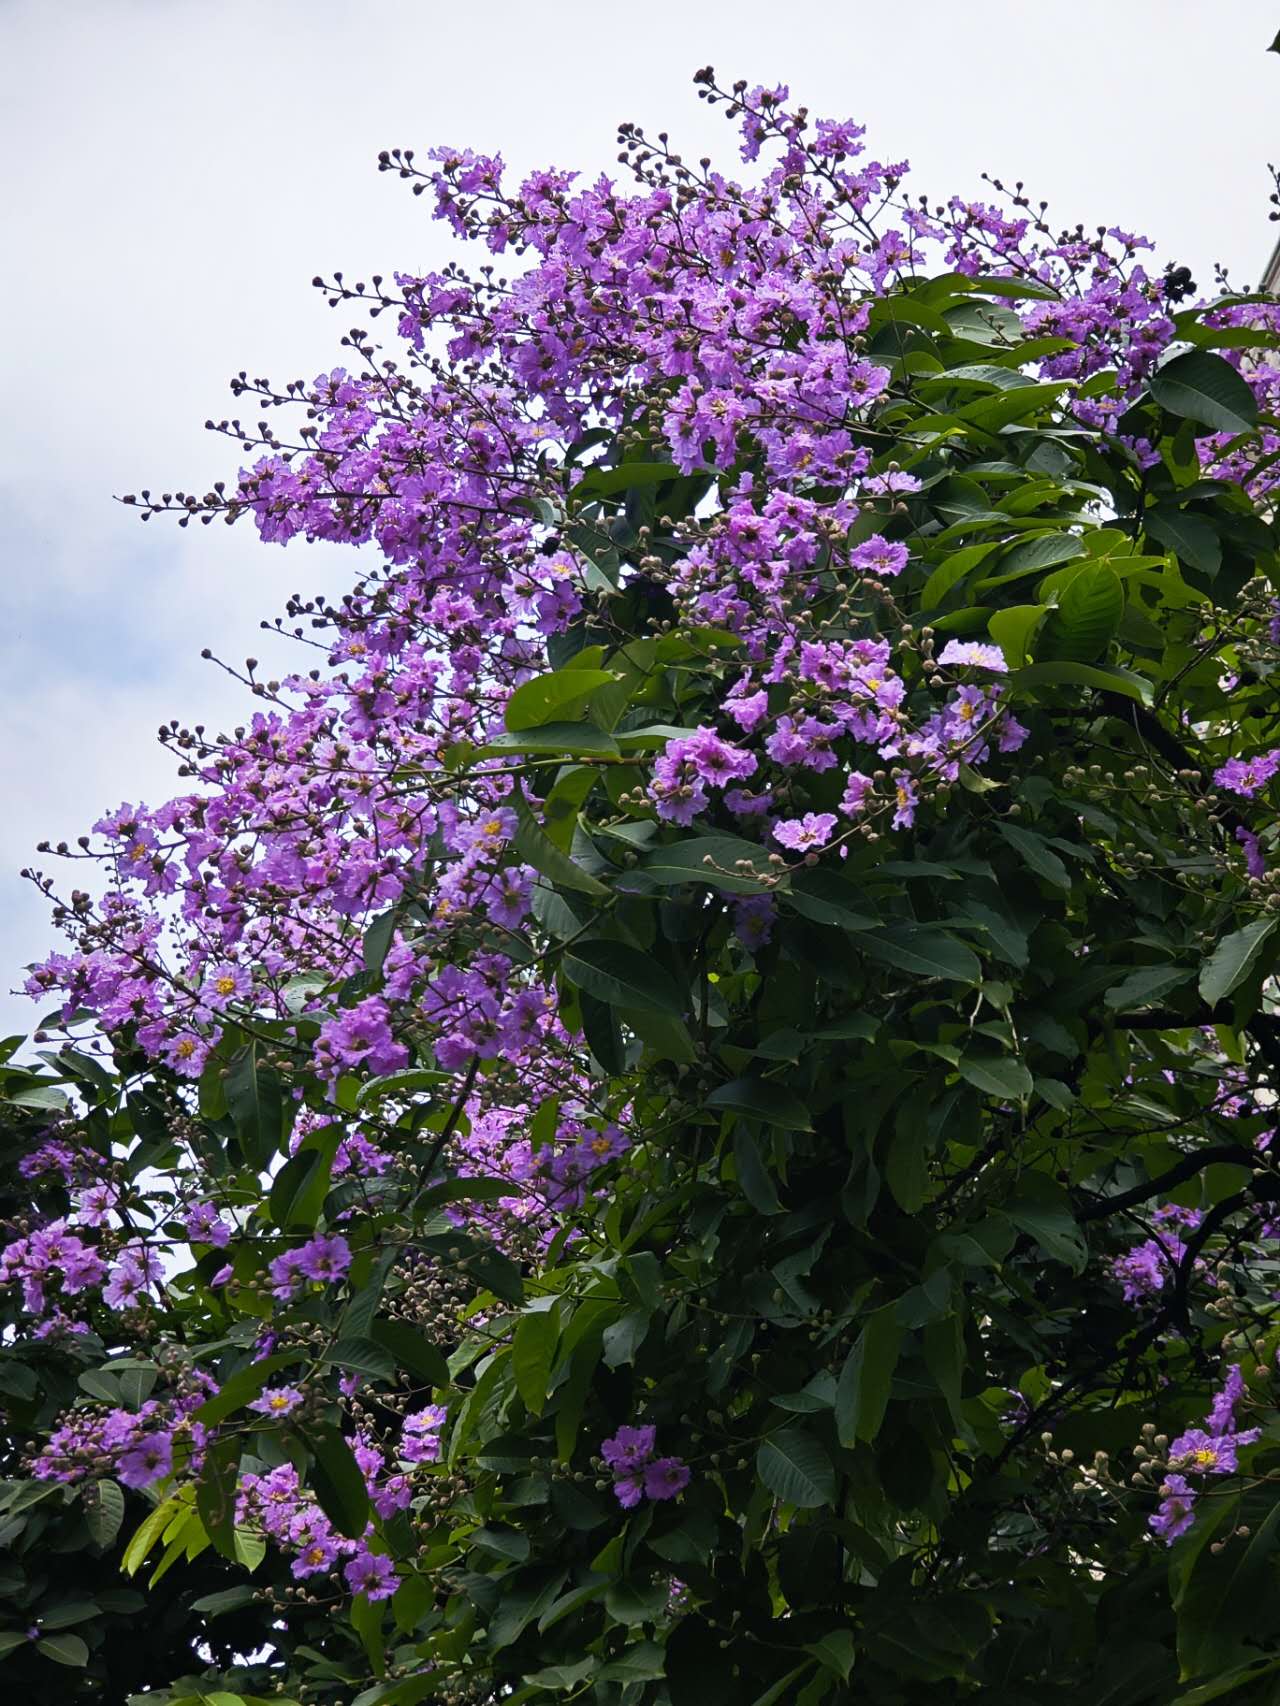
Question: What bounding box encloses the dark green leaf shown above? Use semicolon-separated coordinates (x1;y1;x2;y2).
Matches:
310;1424;371;1538
836;1307;903;1445
564;940;685;1016
1200;919;1278;1007
369;1319;450;1387
756;1428;836;1508
323;1336;396;1383
861;926;981;982
512;785;609;897
1150;349;1258;436
708;1076;812;1131
35;1632;89;1666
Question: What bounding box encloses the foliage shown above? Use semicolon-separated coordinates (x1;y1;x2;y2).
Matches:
5;69;1280;1706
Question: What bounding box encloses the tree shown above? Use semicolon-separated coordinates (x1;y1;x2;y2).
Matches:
4;66;1280;1705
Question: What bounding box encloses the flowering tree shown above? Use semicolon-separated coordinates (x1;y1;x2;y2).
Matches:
5;67;1280;1705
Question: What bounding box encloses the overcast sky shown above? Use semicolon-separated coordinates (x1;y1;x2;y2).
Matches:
1;0;1277;1041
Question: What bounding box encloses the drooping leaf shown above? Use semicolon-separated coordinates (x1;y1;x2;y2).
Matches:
309;1424;371;1538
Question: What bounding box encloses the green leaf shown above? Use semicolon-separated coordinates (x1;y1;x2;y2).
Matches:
191;1585;257;1618
541;765;599;851
1144;505;1222;577
192;1352;298;1427
563;940;685;1016
602;1308;651;1369
1009;659;1154;705
1004;1184;1088;1272
512;1307;559;1416
957;1049;1033;1101
707;1076;812;1131
1199;918;1279;1008
505;668;617;732
309;1424;370;1538
1172;1656;1280;1704
482;723;620;758
637;835;774;894
571;459;682;499
860;926;981;983
196;1436;242;1561
1104;965;1194;1010
976;530;1086;590
732;1128;784;1215
923;1314;966;1430
1177;1497;1280;1678
35;1631;89;1666
835;1306;903;1445
84;1478;125;1548
369;1319;450;1387
323;1336;396;1383
122;1494;184;1576
785;868;879;930
1150;349;1258;436
362;908;397;974
36;1599;100;1630
1036;564;1123;664
268;1126;343;1229
224;1042;285;1170
806;1629;856;1681
756;1427;836;1508
996;822;1071;889
987;603;1047;671
597;1640;667;1682
512;784;609;897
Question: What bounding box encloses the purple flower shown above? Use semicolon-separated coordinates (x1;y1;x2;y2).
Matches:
937;640;1008;673
612;1469;646;1509
773;812;837;852
292;1536;340;1579
850;535;909;578
840;771;875;816
601;1425;657;1470
643;1457;691;1500
184;1201;231;1248
1150;1474;1197;1544
1236;826;1266;878
401;1404;448;1463
249;1385;304;1417
1213;751;1280;798
295;1233;352;1283
117;1431;174;1489
345;1549;399;1601
892;778;917;830
1167;1426;1259;1475
1206;1364;1246;1436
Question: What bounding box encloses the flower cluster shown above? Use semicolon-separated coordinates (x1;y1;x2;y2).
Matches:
600;1426;691;1509
1150;1365;1260;1543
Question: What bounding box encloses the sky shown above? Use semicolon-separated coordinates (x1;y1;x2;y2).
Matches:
0;0;1277;1041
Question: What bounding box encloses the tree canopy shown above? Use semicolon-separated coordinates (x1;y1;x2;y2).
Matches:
5;68;1280;1706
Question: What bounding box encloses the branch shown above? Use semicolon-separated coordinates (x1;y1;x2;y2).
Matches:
1076;1144;1256;1222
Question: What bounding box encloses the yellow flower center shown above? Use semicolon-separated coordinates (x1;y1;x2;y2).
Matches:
215;976;236;996
175;1038;197;1059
